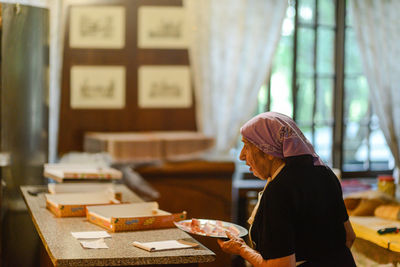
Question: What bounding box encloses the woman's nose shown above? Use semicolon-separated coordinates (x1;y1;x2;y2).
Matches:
239;147;246;161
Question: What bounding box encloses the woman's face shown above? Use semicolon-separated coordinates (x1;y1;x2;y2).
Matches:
239;138;273;180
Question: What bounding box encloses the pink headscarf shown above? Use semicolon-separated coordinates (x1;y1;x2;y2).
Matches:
240;112;324;166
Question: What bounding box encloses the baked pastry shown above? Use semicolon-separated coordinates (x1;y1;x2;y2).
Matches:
374;205;400;220
348;198;385;216
344;190;396;216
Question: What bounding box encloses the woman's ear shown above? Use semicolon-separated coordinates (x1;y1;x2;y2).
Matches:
267;154;274;160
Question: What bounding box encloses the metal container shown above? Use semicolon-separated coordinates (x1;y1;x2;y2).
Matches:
1;4;49;208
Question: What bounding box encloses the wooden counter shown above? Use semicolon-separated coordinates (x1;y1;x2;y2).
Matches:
350;216;400;252
21;185;215;267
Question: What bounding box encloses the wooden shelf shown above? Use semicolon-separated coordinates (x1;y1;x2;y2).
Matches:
136;160;235;176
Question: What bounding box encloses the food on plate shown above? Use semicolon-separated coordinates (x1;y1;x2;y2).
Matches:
176;218;241;238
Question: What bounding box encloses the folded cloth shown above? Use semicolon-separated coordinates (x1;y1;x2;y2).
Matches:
132;239;198;252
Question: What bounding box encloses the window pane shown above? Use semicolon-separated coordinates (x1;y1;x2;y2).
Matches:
319;0;335;26
257;85;267;114
315;78;333;123
270;70;293;116
299;124;313;145
344;79;367;170
275;35;294;69
259;5;294;116
344;76;369;120
296;77;314;123
270;32;294;116
297;28;315;74
344;112;394;172
282;5;296;36
317;28;335;74
346;0;353;27
299;0;315;25
369;115;394;170
345;28;364;75
343;122;369;171
314;125;332;164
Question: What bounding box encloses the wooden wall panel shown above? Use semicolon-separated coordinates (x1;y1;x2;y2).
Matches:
58;0;196;156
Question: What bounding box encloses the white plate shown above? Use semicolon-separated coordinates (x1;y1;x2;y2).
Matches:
174;219;248;238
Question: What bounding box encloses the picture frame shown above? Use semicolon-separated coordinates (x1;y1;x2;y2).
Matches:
138;66;192;108
138;6;188;49
70;65;126;109
69;5;125;49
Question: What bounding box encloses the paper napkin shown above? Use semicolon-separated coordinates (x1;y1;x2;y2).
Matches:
132;239;199;252
71;231;111;239
80;238;109;249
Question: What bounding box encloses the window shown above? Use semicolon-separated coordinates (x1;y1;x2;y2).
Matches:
258;0;394;177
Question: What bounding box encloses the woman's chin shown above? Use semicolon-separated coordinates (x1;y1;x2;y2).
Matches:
249;168;266;180
253;172;267;180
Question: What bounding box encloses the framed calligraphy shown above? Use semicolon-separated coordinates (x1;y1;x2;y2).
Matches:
70;65;126;109
138;6;188;49
69;5;125;49
138;66;192;108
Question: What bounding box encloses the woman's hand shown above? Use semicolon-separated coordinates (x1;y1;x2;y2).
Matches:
217;231;247;255
218;231;296;267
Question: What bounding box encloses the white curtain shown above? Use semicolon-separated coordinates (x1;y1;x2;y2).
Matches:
185;0;288;155
0;0;65;163
350;0;400;175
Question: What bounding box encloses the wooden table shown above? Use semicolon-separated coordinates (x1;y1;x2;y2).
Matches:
21;185;215;267
350;216;400;265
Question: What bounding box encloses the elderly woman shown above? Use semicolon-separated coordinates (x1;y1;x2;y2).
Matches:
218;112;356;267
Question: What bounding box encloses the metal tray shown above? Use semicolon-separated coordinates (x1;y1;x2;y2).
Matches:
174;219;248;238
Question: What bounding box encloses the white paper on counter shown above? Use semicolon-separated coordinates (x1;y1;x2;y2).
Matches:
80;238;109;249
71;231;111;239
132;239;199;252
